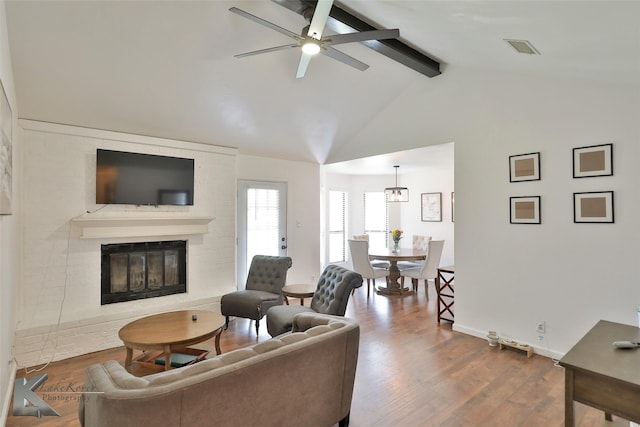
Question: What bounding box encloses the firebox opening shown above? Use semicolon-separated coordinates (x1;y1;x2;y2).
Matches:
101;240;187;305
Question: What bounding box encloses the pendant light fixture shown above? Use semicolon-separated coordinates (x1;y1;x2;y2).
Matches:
384;165;409;202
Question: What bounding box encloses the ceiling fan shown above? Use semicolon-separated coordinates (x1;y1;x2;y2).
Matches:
229;0;400;78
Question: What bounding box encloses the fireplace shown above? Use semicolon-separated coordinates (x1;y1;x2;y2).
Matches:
101;240;187;305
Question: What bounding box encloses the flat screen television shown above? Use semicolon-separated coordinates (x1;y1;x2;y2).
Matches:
96;149;194;206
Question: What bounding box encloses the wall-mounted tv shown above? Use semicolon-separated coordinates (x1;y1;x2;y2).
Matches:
96;149;194;206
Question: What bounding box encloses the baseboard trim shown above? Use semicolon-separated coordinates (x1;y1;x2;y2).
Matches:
1;359;17;425
453;322;564;361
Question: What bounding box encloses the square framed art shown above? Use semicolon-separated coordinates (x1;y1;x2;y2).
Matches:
573;191;614;223
510;196;540;224
421;192;442;222
509;152;540;182
573;143;612;178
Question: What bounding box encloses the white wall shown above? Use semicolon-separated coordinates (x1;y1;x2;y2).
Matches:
454;72;640;357
237;155;321;284
0;0;19;421
15;121;237;367
340;64;640;357
399;161;455;267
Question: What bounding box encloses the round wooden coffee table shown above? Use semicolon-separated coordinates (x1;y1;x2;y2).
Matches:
118;310;225;371
282;284;316;306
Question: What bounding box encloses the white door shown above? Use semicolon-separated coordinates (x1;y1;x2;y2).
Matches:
237;180;288;287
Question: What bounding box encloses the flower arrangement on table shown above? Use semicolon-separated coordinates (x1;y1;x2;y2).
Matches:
391;229;403;252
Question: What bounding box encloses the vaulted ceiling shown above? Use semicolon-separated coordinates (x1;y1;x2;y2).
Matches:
5;1;639;170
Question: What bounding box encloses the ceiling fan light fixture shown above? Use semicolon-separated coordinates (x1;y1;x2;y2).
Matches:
384;165;409;202
302;41;321;55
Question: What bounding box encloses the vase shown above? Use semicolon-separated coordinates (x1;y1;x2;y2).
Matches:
392;242;399;253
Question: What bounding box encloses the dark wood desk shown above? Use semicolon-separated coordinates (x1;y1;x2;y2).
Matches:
369;248;426;295
559;320;640;426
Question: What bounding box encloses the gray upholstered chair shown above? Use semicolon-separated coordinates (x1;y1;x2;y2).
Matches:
221;255;292;336
266;264;363;337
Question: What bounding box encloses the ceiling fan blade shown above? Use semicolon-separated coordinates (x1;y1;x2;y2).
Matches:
234;44;299;58
306;0;333;39
296;52;313;78
322;29;400;46
229;7;302;41
321;46;369;71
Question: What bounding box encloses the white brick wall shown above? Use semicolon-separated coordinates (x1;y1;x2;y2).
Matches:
15;121;237;367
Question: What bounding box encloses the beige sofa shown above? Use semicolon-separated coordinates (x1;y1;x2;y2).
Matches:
80;313;360;427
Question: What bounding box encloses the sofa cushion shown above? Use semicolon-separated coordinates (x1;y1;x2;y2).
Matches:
104;360;149;389
252;339;285;354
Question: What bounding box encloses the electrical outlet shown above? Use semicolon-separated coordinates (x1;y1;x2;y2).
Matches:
536;321;546;334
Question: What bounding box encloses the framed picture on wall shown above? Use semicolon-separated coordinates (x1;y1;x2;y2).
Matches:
573;143;613;178
574;191;614;223
509;152;540;182
510;196;541;224
421;192;442;222
451;192;455;222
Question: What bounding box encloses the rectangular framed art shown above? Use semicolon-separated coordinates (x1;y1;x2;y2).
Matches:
451;192;455;222
509;152;540;182
573;143;613;178
0;79;12;215
573;191;614;223
510;196;540;224
421;192;442;222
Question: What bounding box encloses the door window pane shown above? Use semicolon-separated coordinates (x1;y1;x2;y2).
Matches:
247;188;280;266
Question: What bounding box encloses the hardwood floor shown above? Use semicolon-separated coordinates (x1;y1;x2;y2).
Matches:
7;284;614;426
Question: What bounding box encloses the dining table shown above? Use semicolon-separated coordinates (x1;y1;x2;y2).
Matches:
369;247;427;295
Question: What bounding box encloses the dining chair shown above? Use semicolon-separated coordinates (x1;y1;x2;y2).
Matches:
352;234;388;268
220;255;292;336
400;240;444;299
397;235;432;269
348;239;388;297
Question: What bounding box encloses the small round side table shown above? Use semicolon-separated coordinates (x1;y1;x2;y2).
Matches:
282;283;316;306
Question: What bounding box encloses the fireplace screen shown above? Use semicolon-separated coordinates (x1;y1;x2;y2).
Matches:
101;241;186;305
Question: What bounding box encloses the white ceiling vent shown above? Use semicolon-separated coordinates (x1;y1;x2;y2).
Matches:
504;39;540;55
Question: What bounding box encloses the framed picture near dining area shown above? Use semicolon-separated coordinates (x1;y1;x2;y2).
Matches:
421;192;442;222
509;152;540;182
451;192;455;222
574;191;614;223
573;143;613;178
510;196;540;224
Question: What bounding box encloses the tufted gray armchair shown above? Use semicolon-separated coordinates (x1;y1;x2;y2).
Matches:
221;255;292;336
266;264;363;337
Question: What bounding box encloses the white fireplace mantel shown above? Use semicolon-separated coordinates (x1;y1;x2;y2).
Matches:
71;215;215;239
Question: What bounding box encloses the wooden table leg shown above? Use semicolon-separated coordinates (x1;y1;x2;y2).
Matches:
163;345;171;370
214;329;222;355
377;261;411;295
564;369;575;426
124;346;133;372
